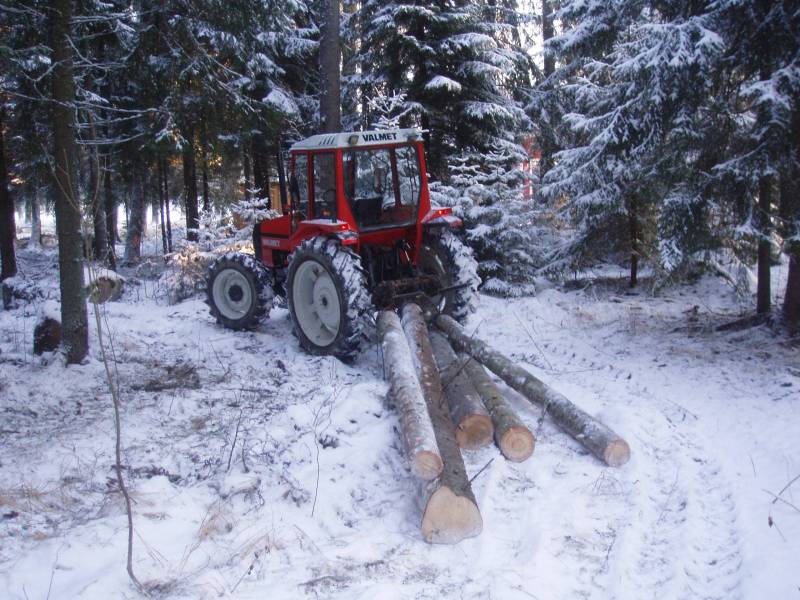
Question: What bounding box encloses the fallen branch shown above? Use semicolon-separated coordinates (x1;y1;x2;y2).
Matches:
436;314;630;467
401;304;482;544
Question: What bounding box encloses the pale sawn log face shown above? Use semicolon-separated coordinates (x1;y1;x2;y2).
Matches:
377;310;443;480
436;315;630;467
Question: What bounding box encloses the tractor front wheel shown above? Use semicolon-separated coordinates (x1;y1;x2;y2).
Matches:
287;238;372;361
418;229;479;322
206;253;274;330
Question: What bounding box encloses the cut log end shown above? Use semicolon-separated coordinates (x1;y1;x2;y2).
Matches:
603;439;631;467
455;415;494;450
413;451;445;481
421;486;483;545
498;426;535;463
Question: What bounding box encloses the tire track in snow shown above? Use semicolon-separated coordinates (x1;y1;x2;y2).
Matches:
536;325;744;600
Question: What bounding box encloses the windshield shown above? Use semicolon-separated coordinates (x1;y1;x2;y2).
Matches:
343;144;421;230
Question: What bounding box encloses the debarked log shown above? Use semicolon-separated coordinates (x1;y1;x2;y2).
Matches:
401;303;482;544
436;314;630;467
377;310;443;480
461;355;535;462
429;331;493;450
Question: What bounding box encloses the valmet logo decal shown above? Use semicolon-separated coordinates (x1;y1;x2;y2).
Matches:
361;132;397;142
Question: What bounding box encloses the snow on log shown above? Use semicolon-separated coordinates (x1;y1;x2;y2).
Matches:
429;331;493;450
436;315;630;467
377;310;443;481
461;355;535;462
401;303;482;544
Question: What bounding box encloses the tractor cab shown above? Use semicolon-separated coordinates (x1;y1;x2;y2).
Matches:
209;129;477;361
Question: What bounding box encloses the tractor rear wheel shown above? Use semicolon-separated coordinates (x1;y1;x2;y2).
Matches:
418;230;479;322
206;252;274;330
287;238;372;361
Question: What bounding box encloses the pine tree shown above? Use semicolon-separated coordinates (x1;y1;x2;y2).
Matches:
541;0;728;285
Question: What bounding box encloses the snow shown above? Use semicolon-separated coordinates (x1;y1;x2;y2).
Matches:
424;76;463;93
1;248;798;599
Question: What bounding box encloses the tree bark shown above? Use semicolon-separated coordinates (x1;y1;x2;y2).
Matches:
781;114;800;332
243;144;252;202
200;118;210;213
158;158;168;255
183;133;199;241
28;185;42;249
251;134;272;205
429;331;493;450
401;304;482;544
0;107;17;281
320;0;342;133
103;153;117;269
163;158;173;252
50;0;88;363
461;355;535;462
123;159;145;265
629;193;640;287
378;311;443;480
542;0;555;78
436;315;630;467
756;175;773;314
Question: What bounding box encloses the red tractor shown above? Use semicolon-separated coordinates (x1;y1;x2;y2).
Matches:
206;128;478;360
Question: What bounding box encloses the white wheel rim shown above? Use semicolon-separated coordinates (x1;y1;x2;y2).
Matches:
212;269;253;321
292;259;341;346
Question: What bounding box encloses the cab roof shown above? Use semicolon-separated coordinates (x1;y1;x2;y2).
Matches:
290;128;423;152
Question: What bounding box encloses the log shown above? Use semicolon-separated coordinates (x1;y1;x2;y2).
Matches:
429;331;493;450
377;310;443;481
401;303;482;544
461;355;535;462
436;314;630;467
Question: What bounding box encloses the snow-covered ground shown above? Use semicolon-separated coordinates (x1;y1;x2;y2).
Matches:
1;247;798;599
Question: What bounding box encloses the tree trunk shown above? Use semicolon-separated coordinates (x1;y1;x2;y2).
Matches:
461;355;535;462
28;185;42;249
103;153;117;269
123;159;145;265
756;175;773;314
542;0;555;78
243;144;252;202
378;311;443;480
629;194;640;287
183;134;199;241
429;331;493;450
89;147;109;265
781;115;800;332
251;134;271;205
0;108;17;281
320;0;342;133
200;118;210;213
401;304;482;544
158;159;168;255
50;0;88;363
163;158;173;252
436;315;630;467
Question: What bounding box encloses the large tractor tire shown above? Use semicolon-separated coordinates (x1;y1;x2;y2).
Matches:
286;238;372;361
419;229;479;322
206;252;274;330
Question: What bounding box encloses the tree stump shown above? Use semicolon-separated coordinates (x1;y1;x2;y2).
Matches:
33;317;62;355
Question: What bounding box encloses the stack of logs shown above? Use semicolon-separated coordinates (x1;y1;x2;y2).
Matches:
378;303;630;545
